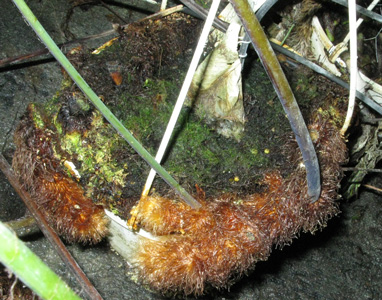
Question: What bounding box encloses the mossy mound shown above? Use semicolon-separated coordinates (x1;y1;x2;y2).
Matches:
23;12;347;218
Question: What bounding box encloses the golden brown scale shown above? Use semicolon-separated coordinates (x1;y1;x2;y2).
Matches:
131;112;347;296
134;197;272;295
12;104;108;244
39;174;108;244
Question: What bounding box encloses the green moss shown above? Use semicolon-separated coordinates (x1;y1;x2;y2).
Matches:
292;75;319;107
53;115;63;135
30;104;45;129
61;132;82;156
54;110;129;201
103;68;282;193
163;113;266;189
43;94;62;116
118;78;179;145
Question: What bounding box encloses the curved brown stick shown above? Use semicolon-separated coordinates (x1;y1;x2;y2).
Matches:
231;0;321;202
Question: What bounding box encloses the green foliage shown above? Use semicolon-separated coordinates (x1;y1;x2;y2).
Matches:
30;104;45;129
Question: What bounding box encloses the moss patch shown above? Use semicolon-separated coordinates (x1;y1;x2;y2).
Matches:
23;13;347;217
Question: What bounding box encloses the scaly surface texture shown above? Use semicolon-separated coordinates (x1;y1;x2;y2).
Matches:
12;104;109;244
131;110;347;296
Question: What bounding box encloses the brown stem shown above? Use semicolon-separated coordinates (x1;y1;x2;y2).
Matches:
343;167;382;173
363;184;382;194
0;154;103;300
230;0;321;202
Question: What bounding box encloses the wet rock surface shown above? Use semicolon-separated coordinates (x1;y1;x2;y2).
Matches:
1;1;382;299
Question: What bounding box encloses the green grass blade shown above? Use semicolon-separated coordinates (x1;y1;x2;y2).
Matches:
0;221;82;300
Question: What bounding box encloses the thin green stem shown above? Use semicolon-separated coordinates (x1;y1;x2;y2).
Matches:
0;221;81;300
280;23;295;46
12;0;200;209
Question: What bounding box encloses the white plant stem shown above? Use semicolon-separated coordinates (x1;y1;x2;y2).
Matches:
160;0;168;11
141;0;222;197
341;0;358;135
